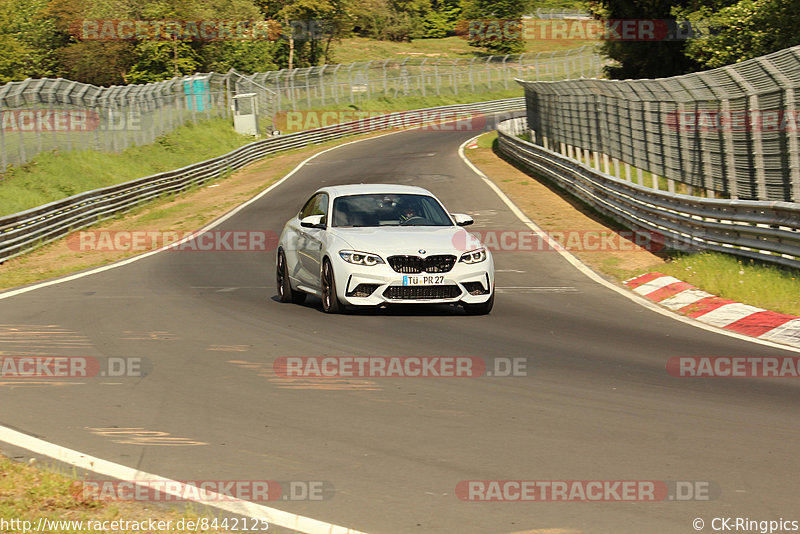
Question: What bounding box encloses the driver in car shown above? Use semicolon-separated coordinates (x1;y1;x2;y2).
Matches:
399;203;421;223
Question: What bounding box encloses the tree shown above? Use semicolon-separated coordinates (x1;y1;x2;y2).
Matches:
678;0;800;69
0;0;65;82
351;0;431;42
258;0;352;67
462;0;525;54
423;0;461;38
591;0;708;79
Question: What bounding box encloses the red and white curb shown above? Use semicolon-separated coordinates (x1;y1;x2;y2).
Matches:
625;272;800;348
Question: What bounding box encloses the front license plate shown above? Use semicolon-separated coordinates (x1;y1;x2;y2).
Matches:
402;275;445;285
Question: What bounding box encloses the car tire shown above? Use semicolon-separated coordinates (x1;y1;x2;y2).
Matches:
321;258;343;314
277;250;306;304
463;291;494;315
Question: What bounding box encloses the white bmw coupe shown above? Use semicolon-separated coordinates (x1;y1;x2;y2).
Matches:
276;184;494;314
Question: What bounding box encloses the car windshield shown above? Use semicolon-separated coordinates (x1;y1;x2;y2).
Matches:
332;193;453;227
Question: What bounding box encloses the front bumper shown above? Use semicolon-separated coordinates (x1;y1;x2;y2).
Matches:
332;256;494;306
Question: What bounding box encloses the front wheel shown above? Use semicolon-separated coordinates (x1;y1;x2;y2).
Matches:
321;259;343;314
277;250;306;304
463;292;494;315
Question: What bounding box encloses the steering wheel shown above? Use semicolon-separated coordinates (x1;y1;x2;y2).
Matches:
400;216;427;226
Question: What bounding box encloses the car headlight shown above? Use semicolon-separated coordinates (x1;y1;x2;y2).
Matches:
459;247;487;264
339;250;385;266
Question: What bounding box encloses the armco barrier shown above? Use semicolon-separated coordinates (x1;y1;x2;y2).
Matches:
496;117;800;269
0;98;524;263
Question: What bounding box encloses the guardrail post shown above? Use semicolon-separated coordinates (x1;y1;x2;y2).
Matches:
788;86;800;202
727;68;767;199
305;70;312;109
451;59;459;95
331;64;342;104
469;58;476;92
382;60;390;97
761;59;800;202
365;61;373;101
720;98;739;199
420;58;427;98
434;59;441;95
0;119;7;172
319;65;327;106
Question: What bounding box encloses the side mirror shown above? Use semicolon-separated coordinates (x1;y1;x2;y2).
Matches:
452;213;474;227
300;214;326;229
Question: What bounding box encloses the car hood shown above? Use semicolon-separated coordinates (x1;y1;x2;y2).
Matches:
332;226;481;256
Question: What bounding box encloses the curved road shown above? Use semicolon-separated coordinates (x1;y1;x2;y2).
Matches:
1;124;799;533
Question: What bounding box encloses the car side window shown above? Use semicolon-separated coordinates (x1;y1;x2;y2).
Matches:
298;193;329;225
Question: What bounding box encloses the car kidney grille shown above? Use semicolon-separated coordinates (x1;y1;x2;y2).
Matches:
383;285;462;300
387;255;456;273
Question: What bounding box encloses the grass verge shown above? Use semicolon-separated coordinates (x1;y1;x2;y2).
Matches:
269;87;526;133
0;118;256;217
328;35;599;64
465;131;800;316
316;87;524;113
0;455;228;533
656;253;800;316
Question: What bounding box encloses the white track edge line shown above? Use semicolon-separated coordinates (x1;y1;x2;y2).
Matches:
0;426;366;534
457;134;800;354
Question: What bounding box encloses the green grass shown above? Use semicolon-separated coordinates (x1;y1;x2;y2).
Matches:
329;34;599;64
0;118;254;217
475;131;498;148
330;87;524;112
135;203;192;223
0;455;227;533
657;252;800;316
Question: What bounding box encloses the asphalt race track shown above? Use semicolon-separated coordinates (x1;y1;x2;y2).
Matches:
1;123;799;534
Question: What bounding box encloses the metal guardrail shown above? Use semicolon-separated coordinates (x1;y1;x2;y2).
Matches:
0;98;524;263
517;45;800;202
497;117;800;270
